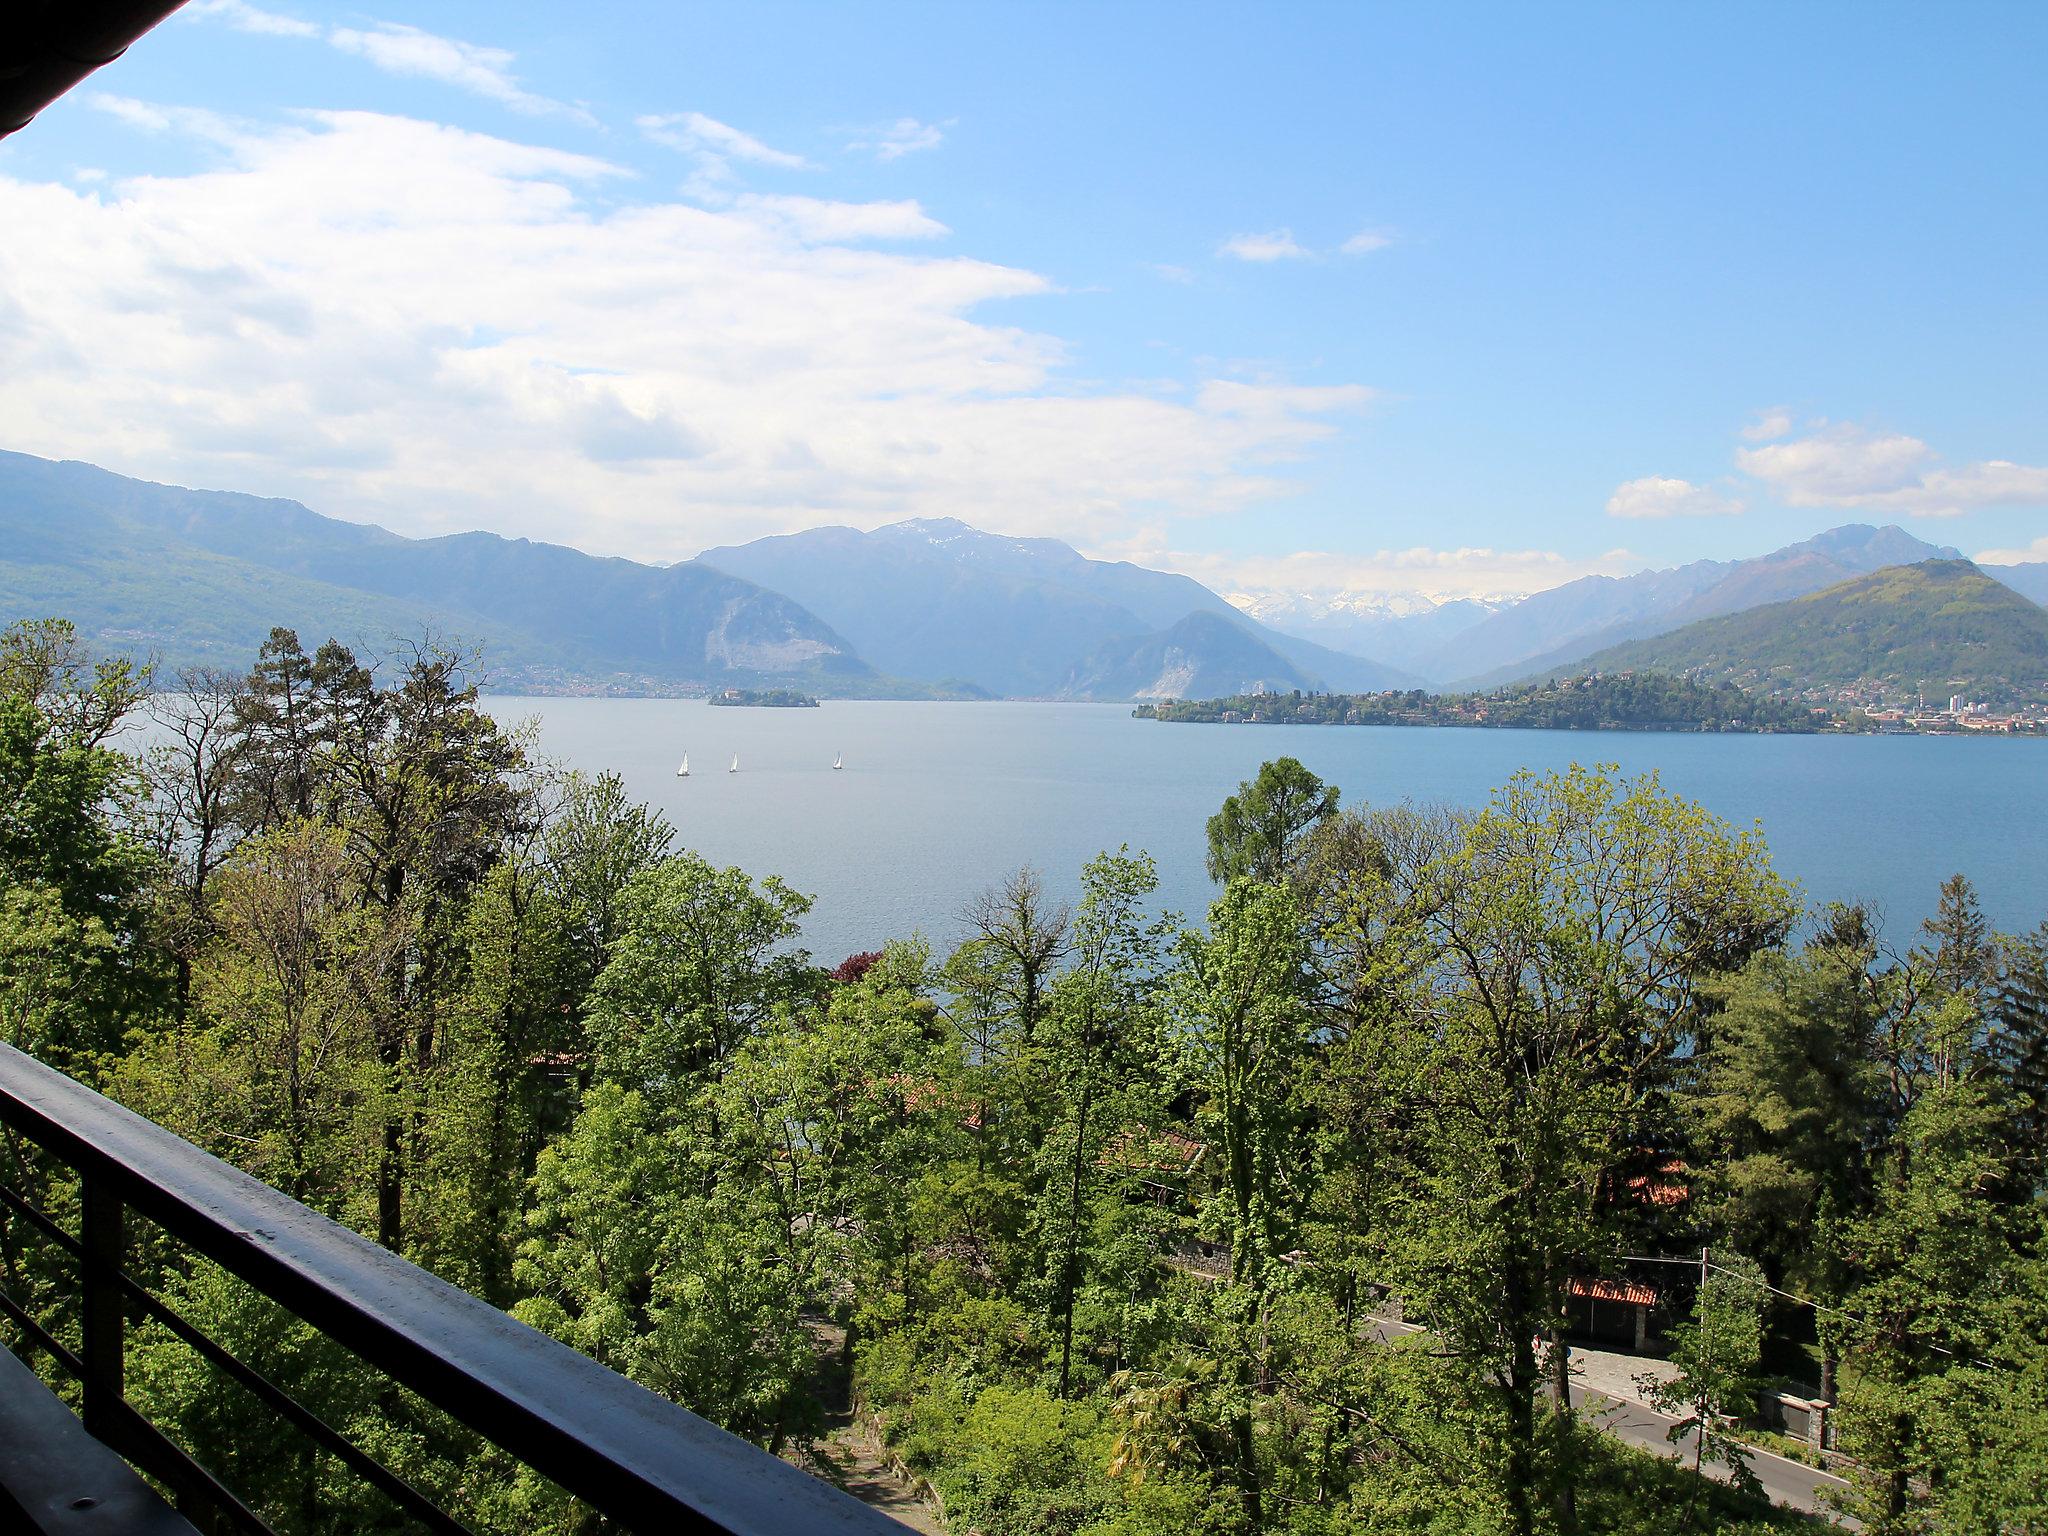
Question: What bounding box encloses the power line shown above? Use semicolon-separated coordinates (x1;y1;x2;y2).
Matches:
1613;1252;2008;1374
1703;1261;2004;1373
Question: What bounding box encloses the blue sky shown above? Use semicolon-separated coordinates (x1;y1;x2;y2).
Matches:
2;1;2044;601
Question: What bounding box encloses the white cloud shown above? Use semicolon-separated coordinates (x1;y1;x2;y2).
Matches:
1740;407;1793;442
186;8;593;124
1340;229;1391;255
184;0;320;39
1605;475;1745;520
1219;229;1309;262
86;93;243;146
858;117;946;161
0;106;1376;564
638;112;809;196
730;194;946;243
1149;263;1195;285
1974;536;2048;565
1736;422;2048;517
328;23;592;124
1124;539;1643;602
638;111;808;169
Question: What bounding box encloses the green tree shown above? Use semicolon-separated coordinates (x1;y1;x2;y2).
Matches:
1165;878;1317;1528
1170;880;1311;1300
1035;851;1173;1398
227;634;534;1252
583;852;812;1115
1831;1080;2035;1532
227;627;323;832
1331;765;1793;1536
0;618;162;1067
1203;757;1337;886
522;947;957;1452
417;845;585;1300
114;823;401;1217
1992;921;2048;1178
1910;874;1996;1086
1905;1261;2048;1536
959;865;1070;1048
1690;939;1885;1364
1646;1253;1767;1525
541;768;675;990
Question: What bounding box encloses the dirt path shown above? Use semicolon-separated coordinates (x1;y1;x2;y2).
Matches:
792;1318;947;1534
807;1415;947;1535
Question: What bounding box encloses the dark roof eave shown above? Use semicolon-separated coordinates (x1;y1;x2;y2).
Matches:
0;2;190;141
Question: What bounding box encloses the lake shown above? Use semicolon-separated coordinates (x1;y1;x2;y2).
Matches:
484;698;2048;967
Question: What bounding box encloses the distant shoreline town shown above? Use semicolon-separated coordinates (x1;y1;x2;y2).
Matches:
1136;674;2048;736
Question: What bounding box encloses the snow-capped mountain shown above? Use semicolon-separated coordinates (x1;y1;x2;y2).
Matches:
1227;587;1525;673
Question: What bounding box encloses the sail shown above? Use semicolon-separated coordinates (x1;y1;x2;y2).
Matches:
677;752;688;776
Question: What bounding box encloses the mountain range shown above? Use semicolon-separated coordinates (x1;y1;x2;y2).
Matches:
1568;560;2048;708
3;448;2043;702
1244;525;1975;688
1223;588;1519;675
0;451;883;693
696;517;1411;697
0;451;1404;699
1997;563;2048;606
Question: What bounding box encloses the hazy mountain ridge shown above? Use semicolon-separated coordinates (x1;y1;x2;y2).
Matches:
1055;611;1316;701
1568;560;2048;708
0;451;886;693
1235;588;1521;671
698;516;1416;697
1443;525;1966;687
1993;562;2048;606
696;519;1174;695
9;449;2045;704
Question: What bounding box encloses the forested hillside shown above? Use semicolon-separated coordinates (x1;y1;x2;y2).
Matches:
1424;526;1960;688
3;618;2045;1535
1569;561;2048;707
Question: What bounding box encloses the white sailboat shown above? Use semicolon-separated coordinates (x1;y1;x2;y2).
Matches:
728;752;739;774
832;752;843;771
676;751;689;778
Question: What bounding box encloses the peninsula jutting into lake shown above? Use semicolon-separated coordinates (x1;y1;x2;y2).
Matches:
1136;673;2048;734
1137;674;1848;732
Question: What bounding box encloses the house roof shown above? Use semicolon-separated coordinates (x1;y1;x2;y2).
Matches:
1624;1156;1690;1208
1099;1127;1206;1177
1569;1276;1659;1307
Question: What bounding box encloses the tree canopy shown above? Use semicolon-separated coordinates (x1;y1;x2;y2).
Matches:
2;619;2042;1536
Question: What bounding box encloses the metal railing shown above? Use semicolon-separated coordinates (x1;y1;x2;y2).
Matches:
0;1041;908;1535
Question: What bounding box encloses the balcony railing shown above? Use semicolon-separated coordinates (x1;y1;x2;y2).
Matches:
0;1041;910;1535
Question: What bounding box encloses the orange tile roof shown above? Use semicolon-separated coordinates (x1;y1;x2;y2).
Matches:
1569;1276;1659;1307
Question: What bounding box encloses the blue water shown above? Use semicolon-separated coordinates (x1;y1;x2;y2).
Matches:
484;698;2048;967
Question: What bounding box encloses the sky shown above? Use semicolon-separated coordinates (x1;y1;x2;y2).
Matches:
2;1;2045;603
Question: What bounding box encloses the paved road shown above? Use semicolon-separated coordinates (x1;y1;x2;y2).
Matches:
1573;1382;1852;1522
1367;1317;1853;1524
